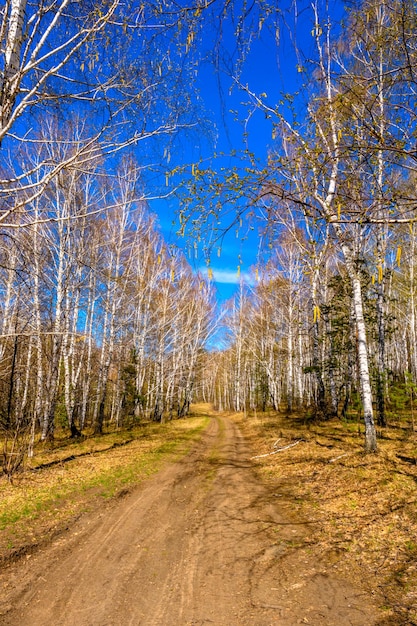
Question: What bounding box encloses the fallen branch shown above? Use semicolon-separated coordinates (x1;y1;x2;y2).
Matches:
328;452;350;463
396;454;417;465
251;440;301;459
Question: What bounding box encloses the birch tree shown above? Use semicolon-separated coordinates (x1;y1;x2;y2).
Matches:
272;10;377;450
0;0;213;230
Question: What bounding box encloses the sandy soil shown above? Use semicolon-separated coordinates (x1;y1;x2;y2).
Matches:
0;415;380;625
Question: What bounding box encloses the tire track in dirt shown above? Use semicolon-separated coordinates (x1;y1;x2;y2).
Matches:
0;415;380;625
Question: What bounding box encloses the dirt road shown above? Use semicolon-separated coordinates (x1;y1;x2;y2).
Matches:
0;415;379;625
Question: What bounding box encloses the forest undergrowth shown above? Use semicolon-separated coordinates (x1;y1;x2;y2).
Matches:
0;415;208;565
233;408;417;625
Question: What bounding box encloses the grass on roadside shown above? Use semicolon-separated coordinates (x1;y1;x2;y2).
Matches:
232;409;417;626
0;415;209;561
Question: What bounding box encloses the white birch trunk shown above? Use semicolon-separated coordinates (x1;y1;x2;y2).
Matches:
1;0;27;131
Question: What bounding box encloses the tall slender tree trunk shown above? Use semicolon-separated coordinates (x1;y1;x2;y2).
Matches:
375;2;387;428
375;277;386;427
350;266;377;452
341;301;355;419
287;320;293;413
0;0;27;132
408;228;417;379
322;306;338;418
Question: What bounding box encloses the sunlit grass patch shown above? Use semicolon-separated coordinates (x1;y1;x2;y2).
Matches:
0;415;209;558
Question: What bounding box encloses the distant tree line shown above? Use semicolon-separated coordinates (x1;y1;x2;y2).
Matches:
202;223;417;431
0;0;216;473
0;147;214;464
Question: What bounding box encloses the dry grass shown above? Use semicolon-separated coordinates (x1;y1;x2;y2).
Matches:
232;410;417;625
0;416;208;563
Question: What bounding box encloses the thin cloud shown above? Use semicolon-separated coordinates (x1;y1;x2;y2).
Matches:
199;267;255;285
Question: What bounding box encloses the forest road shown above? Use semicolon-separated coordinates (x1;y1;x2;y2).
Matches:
0;415;379;626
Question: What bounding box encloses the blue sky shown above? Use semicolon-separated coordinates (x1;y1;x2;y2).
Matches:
1;0;343;305
148;0;313;303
